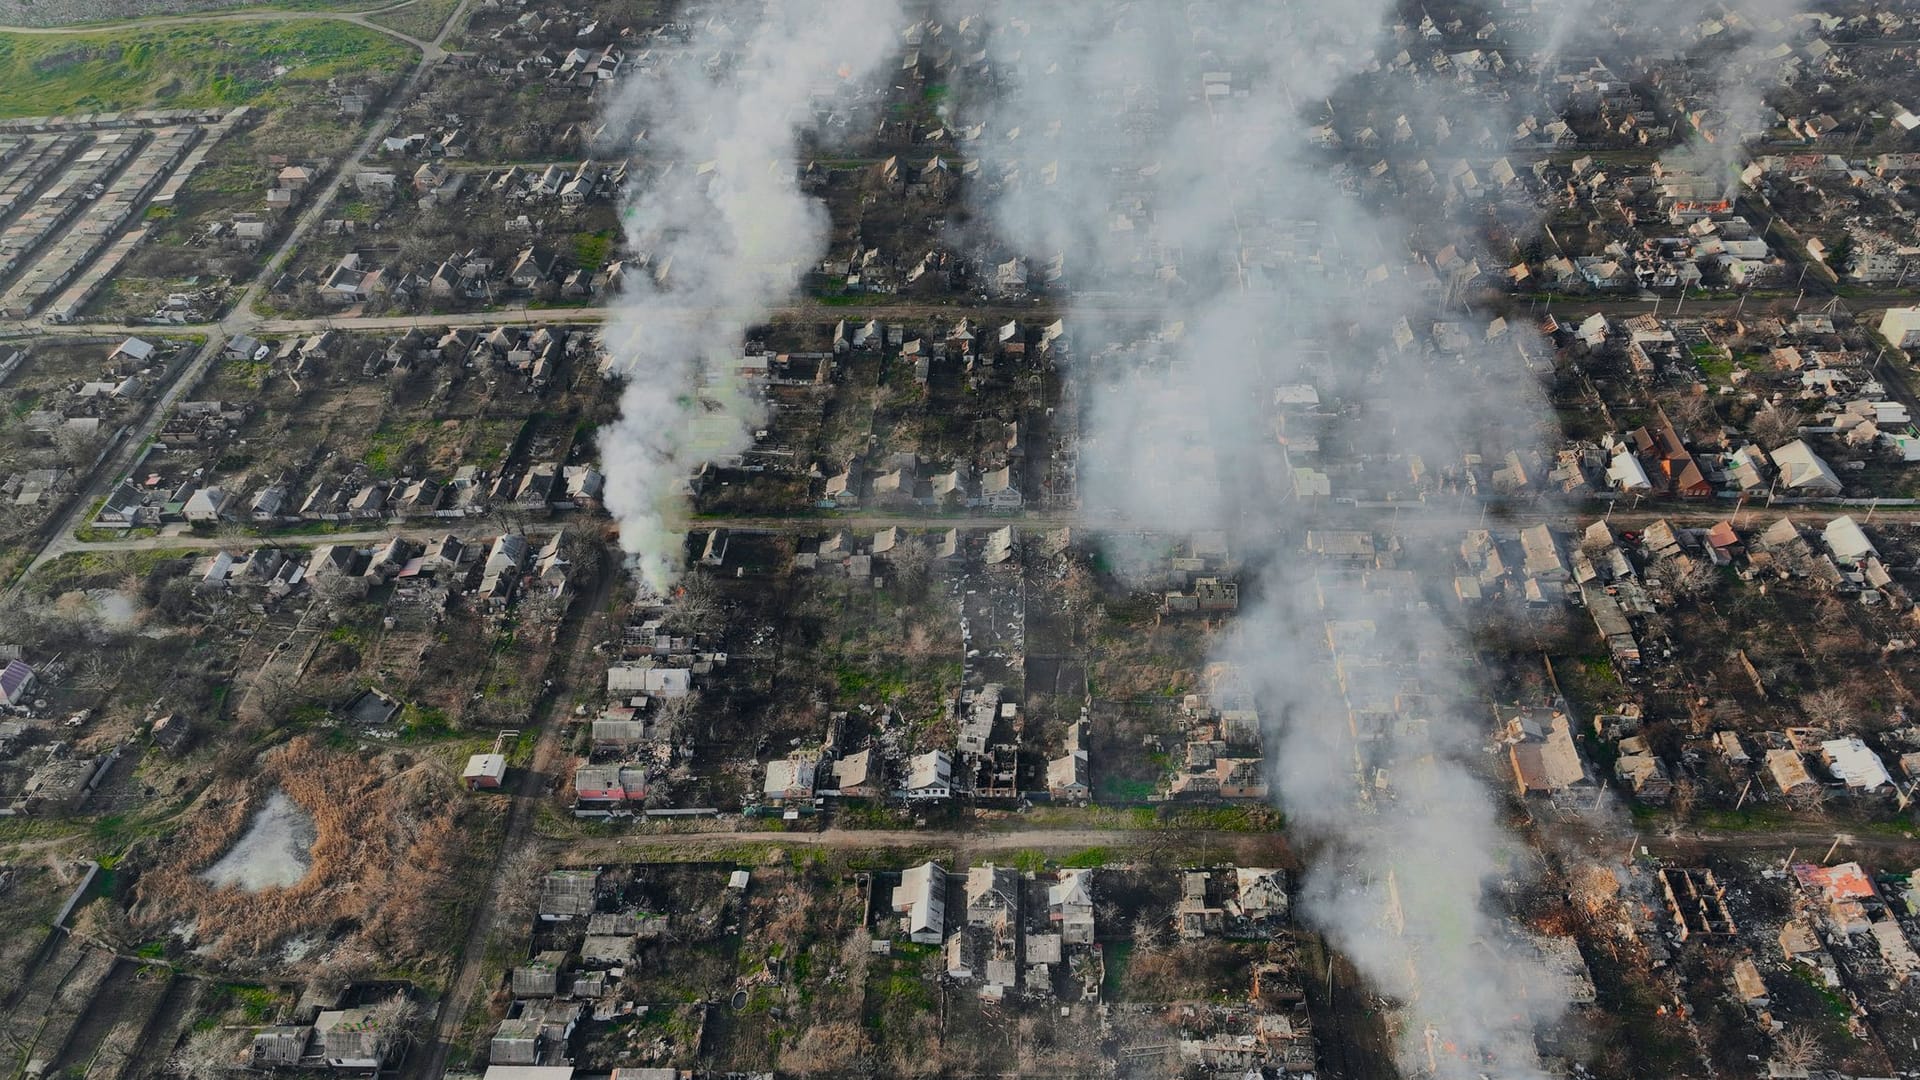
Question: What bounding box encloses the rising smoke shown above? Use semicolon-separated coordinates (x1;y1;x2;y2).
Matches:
590;0;1802;1069
940;1;1563;1074
598;0;901;591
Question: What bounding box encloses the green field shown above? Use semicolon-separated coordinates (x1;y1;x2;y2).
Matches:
365;0;460;40
0;0;392;29
0;20;414;117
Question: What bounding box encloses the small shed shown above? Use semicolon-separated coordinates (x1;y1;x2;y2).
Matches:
251;1025;311;1067
464;753;507;790
490;1018;541;1065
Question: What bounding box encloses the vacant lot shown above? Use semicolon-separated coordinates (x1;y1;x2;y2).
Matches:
0;20;413;117
366;0;459;40
0;0;387;29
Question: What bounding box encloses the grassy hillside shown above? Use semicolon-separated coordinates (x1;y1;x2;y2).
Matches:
0;0;388;29
0;19;414;117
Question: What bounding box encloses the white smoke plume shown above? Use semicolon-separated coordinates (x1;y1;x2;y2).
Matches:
941;1;1563;1074
598;0;901;591
1535;0;1816;195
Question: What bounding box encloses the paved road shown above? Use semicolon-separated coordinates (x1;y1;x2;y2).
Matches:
413;540;619;1080
560;825;1286;858
30;498;1920;569
226;0;466;325
2;0;472;596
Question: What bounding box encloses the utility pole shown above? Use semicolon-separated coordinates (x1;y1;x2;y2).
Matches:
1823;832;1848;864
1733;777;1753;810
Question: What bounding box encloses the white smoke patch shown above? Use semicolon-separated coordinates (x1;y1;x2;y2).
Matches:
941;0;1564;1073
1529;0;1816;196
598;0;902;591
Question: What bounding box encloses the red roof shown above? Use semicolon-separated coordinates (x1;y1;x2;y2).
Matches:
1793;862;1875;900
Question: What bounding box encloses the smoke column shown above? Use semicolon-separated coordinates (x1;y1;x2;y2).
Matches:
598;0;901;591
942;1;1562;1074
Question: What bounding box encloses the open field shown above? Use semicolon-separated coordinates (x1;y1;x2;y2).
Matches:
364;0;458;40
0;20;413;117
0;0;392;28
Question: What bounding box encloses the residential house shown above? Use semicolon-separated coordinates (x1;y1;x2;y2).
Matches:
1049;869;1095;945
902;750;952;800
891;861;948;944
181;486;230;524
509;246;557;289
978;466;1022;511
1822;738;1892;791
1766;748;1818;796
0;659;35;707
1773;439;1842;496
832;748;880;797
1505;708;1593;797
1630;410;1711;497
1047;748;1090;801
764;757;818;804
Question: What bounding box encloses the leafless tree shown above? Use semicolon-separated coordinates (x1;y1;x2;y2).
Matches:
169;1029;242;1077
1579;532;1616;563
1653;557;1718;602
1665;389;1714;431
307;946;373;1001
492;845;548;931
1132;915;1164;953
889;538;931;596
1772;1027;1825;1073
1669;778;1699;825
1748;404;1801;450
53;424;102;470
314;574;371;606
1801;686;1854;729
663;571;724;637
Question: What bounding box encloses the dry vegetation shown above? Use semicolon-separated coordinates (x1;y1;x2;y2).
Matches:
129;734;485;976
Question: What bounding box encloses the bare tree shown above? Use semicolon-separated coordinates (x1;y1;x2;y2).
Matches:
651;691;698;738
53;423;102;470
252;666;306;724
663;571;724;637
1669;778;1699;825
169;1029;242;1077
1665;389;1714;431
1748;404;1801;450
366;991;425;1057
1801;687;1854;729
492;845;549;931
1652;557;1718;602
1131;915;1164;953
1772;1027;1825;1073
314;574;371;606
889;537;931;596
307;946;374;1001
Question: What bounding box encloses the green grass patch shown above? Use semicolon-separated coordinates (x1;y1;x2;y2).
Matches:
572;229;613;269
365;0;463;39
1096;775;1157;802
399;703;453;741
1792;964;1851;1019
1101;941;1133;1000
0;21;414;118
1059;846;1110;868
1693;804;1793;832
